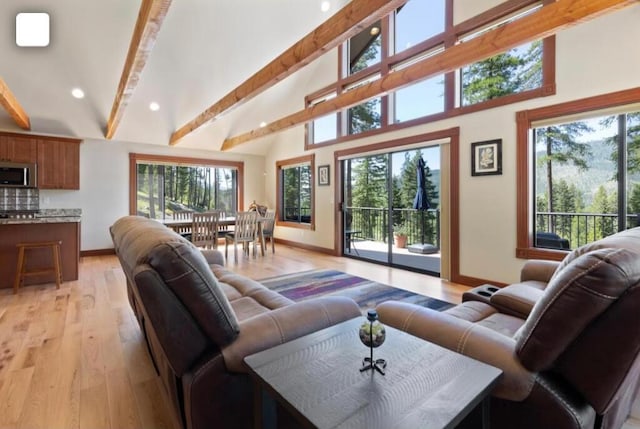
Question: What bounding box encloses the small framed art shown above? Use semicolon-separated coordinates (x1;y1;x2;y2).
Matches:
471;139;502;176
318;164;330;186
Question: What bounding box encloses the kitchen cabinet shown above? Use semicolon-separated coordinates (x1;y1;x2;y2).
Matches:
37;138;81;189
0;221;80;289
0;134;38;163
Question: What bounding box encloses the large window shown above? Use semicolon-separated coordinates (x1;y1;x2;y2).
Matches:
532;111;639;249
306;0;555;148
516;88;640;260
129;154;242;219
276;154;315;229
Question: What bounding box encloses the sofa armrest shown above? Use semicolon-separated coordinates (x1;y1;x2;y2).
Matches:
201;249;225;266
377;301;535;401
490;283;545;318
520;259;559;283
222;296;361;373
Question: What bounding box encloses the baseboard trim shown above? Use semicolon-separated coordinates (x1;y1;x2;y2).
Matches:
453;274;508;288
81;248;116;257
274;238;336;256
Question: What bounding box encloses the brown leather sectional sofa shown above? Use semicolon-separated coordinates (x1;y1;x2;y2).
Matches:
110;215;361;429
378;226;640;429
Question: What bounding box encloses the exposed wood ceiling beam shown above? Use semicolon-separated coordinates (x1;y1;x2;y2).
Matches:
0;77;30;130
105;0;172;139
169;0;409;146
222;0;636;151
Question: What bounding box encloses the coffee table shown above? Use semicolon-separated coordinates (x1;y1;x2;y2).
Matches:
245;317;502;429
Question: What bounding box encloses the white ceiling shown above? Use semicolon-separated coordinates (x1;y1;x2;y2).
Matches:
0;0;347;155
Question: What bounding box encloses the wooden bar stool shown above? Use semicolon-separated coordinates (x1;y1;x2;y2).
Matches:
13;241;63;294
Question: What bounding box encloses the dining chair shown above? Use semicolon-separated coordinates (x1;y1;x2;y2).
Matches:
173;210;193;238
225;211;258;262
213;209;232;237
191;211;219;249
261;209;276;254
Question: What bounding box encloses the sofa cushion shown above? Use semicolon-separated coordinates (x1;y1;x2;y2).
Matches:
210;265;293;310
147;240;240;348
515;247;640;371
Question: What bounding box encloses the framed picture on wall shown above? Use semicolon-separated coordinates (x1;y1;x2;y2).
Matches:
318;164;330;186
471;139;502;176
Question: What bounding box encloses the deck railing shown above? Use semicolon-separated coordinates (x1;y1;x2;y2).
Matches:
536;211;640;249
345;206;440;247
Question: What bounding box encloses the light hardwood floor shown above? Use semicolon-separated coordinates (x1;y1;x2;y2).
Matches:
0;244;466;429
1;244;637;429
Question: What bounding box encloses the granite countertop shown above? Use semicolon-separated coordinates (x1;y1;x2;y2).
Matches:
0;208;82;225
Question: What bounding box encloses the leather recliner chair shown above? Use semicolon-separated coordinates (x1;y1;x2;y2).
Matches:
110;216;361;429
378;227;640;429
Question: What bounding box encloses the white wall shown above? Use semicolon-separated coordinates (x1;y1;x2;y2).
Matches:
39;139;265;251
37;7;640;279
265;7;640;284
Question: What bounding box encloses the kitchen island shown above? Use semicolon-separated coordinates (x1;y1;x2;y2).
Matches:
0;209;81;289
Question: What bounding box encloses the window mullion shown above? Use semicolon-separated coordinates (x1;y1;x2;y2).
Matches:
618;114;628;231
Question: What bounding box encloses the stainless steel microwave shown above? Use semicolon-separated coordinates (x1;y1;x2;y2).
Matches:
0;162;37;188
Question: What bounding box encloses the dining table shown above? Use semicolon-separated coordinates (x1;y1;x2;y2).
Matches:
158;216;267;255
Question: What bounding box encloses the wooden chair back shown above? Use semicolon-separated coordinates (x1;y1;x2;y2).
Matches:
261;209;277;253
173;210;193;235
262;210;276;235
191;211;219;249
232;211;258;242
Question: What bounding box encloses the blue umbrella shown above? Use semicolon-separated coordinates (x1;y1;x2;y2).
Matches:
413;157;430;245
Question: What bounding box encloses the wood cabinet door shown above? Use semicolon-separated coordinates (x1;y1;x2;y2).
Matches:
37;139;80;189
0;135;38;163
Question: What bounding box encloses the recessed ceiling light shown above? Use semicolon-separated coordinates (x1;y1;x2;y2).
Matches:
149;102;160;111
370;27;380;36
71;88;85;99
320;1;330;12
260;121;267;128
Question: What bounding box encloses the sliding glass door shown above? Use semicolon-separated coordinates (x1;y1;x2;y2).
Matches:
341;145;441;275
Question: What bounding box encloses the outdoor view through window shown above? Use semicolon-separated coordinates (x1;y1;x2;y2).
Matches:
533;110;640;250
135;163;238;219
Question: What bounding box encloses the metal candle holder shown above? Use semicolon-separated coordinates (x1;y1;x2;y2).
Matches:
359;309;387;375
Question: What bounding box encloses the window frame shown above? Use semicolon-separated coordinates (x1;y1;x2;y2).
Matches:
128;153;244;217
516;87;640;261
305;0;556;150
276;154;316;230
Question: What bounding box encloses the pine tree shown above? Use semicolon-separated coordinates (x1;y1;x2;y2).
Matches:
535;122;593;229
629;183;640;214
590;186;617;239
352;156;388;238
552;179;583;244
517;40;543;90
628;183;640;227
462;51;524;105
601;112;640;176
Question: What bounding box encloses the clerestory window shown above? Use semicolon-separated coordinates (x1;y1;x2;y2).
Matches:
306;0;555;148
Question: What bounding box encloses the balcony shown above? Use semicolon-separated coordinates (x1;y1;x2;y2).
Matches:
535;212;639;249
344;206;441;274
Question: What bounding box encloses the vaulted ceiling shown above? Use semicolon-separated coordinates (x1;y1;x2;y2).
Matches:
0;0;636;156
0;0;353;155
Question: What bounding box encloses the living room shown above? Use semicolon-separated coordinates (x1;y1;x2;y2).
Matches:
1;0;640;428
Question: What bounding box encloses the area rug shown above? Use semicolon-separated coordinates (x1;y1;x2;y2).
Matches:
259;269;454;312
